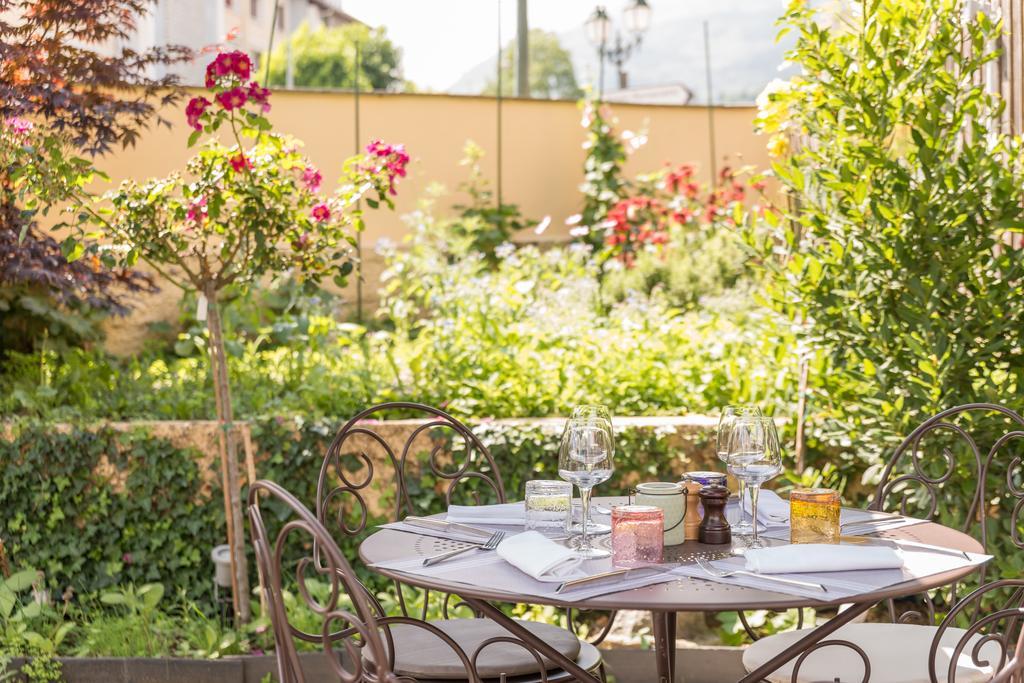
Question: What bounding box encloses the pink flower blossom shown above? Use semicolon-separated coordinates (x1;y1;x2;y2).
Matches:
205;51;252;88
301;166;322;191
364;139;410;195
186;196;208;224
311;203;331;222
3;116;33;139
185;96;211;130
215;51;251;80
215;86;248;111
229;153;251;172
246;81;271;113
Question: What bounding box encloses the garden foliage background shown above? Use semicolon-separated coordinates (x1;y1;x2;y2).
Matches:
2;0;1024;664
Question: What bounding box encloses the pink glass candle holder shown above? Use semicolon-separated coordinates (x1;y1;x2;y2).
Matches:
611;505;664;568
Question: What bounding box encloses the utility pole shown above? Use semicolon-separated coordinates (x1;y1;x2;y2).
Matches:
703;20;717;182
497;0;503;208
516;0;529;97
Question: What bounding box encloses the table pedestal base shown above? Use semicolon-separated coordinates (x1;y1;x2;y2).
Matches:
653;610;677;683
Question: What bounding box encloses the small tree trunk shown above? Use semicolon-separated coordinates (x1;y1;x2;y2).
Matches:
205;286;251;622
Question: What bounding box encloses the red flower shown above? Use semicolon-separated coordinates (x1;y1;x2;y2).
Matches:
186;196;208;224
247;81;271;113
229;153;251;172
205;51;252;88
215;86;248;111
185;96;211;130
215;51;251;80
365;139;410;195
311;203;331;222
301;166;322;191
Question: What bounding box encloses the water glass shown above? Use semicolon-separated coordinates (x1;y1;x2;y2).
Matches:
717;405;762;535
611;505;664;567
726;415;782;549
559;412;615;559
525;480;572;531
790;488;841;544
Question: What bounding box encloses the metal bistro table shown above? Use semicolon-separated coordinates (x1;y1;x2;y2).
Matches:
358;498;985;683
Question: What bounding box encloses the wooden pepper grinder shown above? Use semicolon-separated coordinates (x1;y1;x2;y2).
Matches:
698;485;732;545
683;481;703;541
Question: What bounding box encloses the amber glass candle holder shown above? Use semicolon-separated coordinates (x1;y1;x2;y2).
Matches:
789;488;841;544
611;505;664;567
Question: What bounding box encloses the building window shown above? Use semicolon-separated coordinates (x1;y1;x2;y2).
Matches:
277;6;284;30
250;0;258;18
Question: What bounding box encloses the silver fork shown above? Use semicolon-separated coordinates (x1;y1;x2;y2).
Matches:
695;557;828;592
422;531;505;567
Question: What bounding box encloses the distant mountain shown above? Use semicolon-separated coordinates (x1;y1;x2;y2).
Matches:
449;0;793;104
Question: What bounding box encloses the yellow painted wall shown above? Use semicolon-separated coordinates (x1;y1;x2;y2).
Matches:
98;91;767;353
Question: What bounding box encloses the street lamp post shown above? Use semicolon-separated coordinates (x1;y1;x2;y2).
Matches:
584;0;652;99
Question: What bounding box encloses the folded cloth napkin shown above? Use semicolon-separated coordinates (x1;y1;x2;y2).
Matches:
744;544;904;574
496;531;585;582
446;502;525;526
743;489;790;526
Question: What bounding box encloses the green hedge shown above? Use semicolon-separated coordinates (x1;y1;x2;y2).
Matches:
0;418;702;607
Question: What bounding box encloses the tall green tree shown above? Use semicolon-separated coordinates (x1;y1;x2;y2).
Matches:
485;29;582;100
754;0;1024;462
262;22;404;91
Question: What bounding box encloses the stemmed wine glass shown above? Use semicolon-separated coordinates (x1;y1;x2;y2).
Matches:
559;413;615;559
567;405;613;535
726;415;782;549
717;405;763;536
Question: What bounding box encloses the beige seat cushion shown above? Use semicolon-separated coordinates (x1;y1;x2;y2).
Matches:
743;623;1003;683
367;618;585;680
421;641;603;683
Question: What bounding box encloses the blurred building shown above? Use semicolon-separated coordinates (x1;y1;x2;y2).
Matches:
603;83;693;105
109;0;360;85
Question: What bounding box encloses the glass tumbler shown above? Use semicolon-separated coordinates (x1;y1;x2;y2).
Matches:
789;488;841;544
525;480;573;531
611;505;664;568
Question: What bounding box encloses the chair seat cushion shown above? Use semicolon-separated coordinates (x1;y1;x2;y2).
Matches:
372;617;585;680
742;623;1003;683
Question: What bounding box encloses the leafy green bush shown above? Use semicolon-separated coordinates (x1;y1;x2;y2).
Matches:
0;425;223;605
756;0;1024;459
752;0;1024;590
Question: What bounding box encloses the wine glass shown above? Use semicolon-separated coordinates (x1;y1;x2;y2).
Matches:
567;405;613;535
726;416;782;549
717;405;763;536
559;415;615;558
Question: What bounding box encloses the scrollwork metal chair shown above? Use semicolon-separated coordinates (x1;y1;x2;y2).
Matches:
317;402;606;682
742;403;1024;682
247;479;398;683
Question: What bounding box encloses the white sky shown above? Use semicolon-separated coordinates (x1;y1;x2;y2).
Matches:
338;1;629;91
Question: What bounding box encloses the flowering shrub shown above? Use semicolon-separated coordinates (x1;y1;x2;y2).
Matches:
601;163;765;267
94;50;408;293
79;50;407;620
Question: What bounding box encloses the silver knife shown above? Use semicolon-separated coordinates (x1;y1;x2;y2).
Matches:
556;564;679;594
840;535;970;560
403;516;494;539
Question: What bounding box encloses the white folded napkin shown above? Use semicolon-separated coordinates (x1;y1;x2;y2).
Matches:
496;531;585;582
446;502;525;526
744;544;904;574
743;489;790;526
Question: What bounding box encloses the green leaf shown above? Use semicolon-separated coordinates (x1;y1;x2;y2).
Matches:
60;238;85;262
3;569;38;593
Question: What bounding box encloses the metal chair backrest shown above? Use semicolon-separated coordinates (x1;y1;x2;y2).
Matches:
248;479;395;683
317;402;506;617
867;403;1024;682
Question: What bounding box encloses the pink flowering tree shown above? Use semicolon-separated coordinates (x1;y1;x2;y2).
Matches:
81;51;409;621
